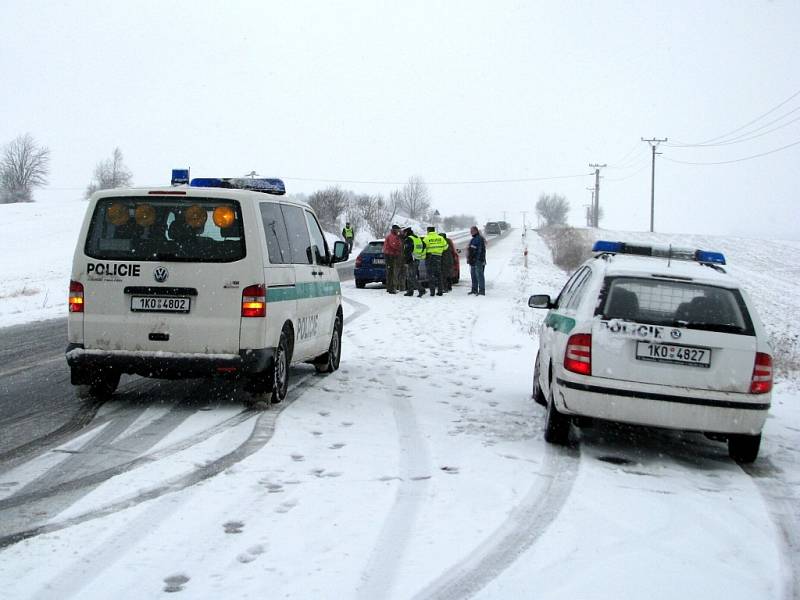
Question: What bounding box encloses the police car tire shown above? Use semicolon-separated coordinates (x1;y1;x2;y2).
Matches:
544;390;570;445
88;369;120;398
728;433;761;464
355;280;366;289
270;330;291;404
314;314;342;374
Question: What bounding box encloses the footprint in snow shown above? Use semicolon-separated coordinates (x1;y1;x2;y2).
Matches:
275;500;298;514
163;574;190;593
318;411;331;417
311;431;323;437
324;471;343;478
224;521;245;534
329;443;346;450
485;388;495;394
488;401;498;407
310;468;326;477
237;544;267;564
264;482;284;493
378;475;402;482
441;466;460;474
340;421;353;428
291;453;305;462
410;475;432;481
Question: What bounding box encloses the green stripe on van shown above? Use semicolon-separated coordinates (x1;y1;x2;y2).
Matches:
266;281;341;303
545;312;576;333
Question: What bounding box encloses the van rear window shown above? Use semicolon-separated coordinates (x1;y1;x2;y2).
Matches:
598;277;754;335
85;197;245;262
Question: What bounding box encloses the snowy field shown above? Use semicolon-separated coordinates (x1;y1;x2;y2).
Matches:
1;199;799;598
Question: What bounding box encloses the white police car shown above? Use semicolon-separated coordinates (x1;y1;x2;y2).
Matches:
66;171;349;403
529;240;773;463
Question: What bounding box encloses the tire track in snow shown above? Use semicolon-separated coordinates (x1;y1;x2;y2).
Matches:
357;370;432;600
412;443;579;600
0;301;372;549
743;459;800;600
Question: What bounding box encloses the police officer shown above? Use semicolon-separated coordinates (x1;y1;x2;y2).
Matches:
402;227;427;297
342;222;354;252
422;226;447;296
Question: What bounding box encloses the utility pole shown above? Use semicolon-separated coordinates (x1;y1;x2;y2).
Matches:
521;210;528;230
585;187;595;227
641;137;667;232
589;163;606;227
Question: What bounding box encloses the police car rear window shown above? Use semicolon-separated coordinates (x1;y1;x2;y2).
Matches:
597;277;754;335
84;197;245;263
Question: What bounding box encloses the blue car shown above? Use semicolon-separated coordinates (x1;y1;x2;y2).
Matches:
354;241;387;288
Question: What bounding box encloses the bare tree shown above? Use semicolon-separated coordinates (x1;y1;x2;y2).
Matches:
308;186;349;231
360;193;399;238
535;193;570;227
85;147;133;198
344;194;366;237
0;133;50;203
396;176;431;220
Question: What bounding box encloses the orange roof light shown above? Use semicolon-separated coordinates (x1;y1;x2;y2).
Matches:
213;206;236;228
106;203;129;226
135;203;156;227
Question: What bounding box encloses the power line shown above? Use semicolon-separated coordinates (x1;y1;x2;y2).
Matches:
281;172;594;185
663;137;800;165
668;105;800;148
605;162;651;182
678;86;800;146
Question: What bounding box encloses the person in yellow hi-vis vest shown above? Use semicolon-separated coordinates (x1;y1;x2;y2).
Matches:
341;222;354;252
422;226;447;296
402;227;427;297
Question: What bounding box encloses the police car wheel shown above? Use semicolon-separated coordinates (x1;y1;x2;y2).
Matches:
544;390;570;445
87;369;120;398
270;331;291;404
728;433;761;464
314;315;342;374
355;280;366;289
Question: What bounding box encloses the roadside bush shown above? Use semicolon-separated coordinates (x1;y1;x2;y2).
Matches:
539;226;592;272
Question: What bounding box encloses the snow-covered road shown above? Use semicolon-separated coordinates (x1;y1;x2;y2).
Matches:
1;230;799;599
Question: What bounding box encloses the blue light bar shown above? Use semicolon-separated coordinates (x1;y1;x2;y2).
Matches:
695;250;726;265
592;240;623;253
189;177;286;195
171;168;190;185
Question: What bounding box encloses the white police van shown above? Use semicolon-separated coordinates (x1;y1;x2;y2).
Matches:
66;171;349;403
529;240;773;463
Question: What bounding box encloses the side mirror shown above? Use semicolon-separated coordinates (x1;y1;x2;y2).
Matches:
528;294;553;309
331;240;350;264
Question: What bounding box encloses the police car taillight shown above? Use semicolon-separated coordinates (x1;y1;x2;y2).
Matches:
564;333;591;376
242;284;266;318
69;280;84;313
750;352;773;394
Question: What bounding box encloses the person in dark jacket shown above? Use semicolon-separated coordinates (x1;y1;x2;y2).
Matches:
402;227;426;297
440;232;453;293
467;226;486;295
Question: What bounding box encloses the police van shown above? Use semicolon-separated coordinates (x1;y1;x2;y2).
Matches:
66;171;350;403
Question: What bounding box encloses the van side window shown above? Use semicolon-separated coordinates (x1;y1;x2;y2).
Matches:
304;210;330;265
259;202;291;264
280;204;313;265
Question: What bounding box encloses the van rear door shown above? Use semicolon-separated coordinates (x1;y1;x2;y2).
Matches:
80;195;250;355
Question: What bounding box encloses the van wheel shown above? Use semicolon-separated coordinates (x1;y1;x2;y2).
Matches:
355;280;366;289
532;352;546;406
544;390;570;445
314;314;342;374
728;433;761;463
270;330;291;404
88;369;120;398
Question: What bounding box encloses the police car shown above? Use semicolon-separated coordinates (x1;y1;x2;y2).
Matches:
66;170;350;403
529;240;773;463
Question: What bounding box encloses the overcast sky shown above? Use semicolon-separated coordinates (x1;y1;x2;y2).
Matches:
2;1;798;239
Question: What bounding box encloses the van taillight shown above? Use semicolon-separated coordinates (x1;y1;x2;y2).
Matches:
242;284;266;318
750;353;773;394
69;280;84;313
564;333;591;376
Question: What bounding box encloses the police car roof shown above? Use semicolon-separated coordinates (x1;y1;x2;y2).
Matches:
597;253;738;287
92;185;312;209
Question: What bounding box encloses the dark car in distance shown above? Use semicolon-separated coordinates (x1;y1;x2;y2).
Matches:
354;239;460;288
485;221;502;235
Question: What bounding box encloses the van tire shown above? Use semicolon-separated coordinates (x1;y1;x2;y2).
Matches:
270;329;291;404
544;390;570;445
314;314;342;374
728;433;761;463
355;280;366;289
88;369;120;398
532;352;546;406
